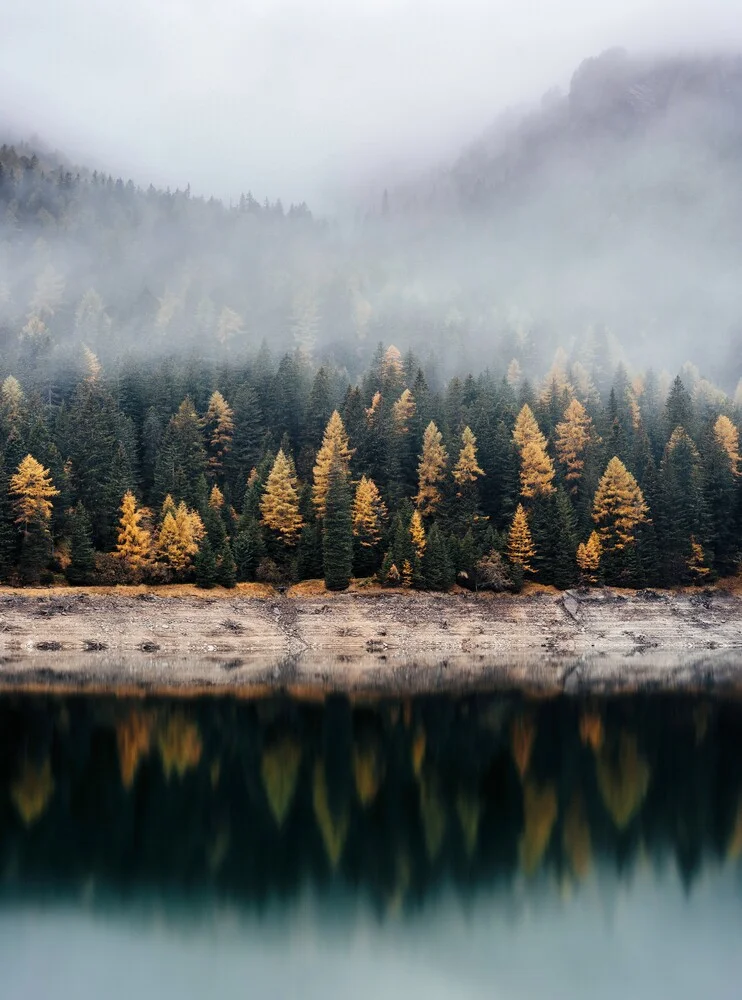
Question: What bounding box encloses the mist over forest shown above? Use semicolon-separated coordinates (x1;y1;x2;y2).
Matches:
3;49;742;389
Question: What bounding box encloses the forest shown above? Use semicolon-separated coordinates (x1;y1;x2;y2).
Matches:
0;339;739;591
2;690;742;906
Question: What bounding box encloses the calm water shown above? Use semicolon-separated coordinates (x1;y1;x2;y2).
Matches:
1;682;742;998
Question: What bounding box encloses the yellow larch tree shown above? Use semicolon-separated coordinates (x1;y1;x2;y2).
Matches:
365;390;382;424
576;531;602;583
156;502;205;575
115;490;152;572
382;344;404;380
261;736;302;828
595;732;650;830
519;439;556;499
688;536;711;582
157;711;203;781
714;414;741;477
10;454;59;529
260;449;304;545
592;457;649;552
506;358;522;387
507;503;536;573
313;410;354;519
513;404;546;451
208;484;225;510
415;421;448;517
555;398;593;489
409;509;426;559
392;388;416;433
452;426;484;491
352;475;387;548
204;390;234;474
11;757;55;826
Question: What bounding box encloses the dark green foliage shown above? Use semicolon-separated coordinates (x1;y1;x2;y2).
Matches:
423;524;454;591
233;519;264;582
322;463;353;591
216;541;237;588
194;537;217;589
66;502;95;585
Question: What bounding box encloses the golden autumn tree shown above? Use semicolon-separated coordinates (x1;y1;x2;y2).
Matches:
313;410;354;519
415;421;448;517
261;736;302;828
11;757;55;826
10;454;59;582
519;779;558;875
507;503;536;573
576;531;602;583
595;732;650;830
208;484;225;510
352;475;387;549
555;398;593;490
157;711;203;781
392;388;416;434
409;509;426;559
260;449;304;545
382;344;404;380
204;390;234;474
592;457;649;553
452;426;484;491
10;454;58;529
519;440;556;499
156;502;205;576
313;761;349;868
115;490;153;574
513;404;546;451
714;414;741;477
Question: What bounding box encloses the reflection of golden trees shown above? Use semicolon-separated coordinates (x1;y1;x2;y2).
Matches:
511;714;536;778
353;741;385;808
313;762;349;868
579;711;604;751
11;758;55;826
157;712;202;781
727;797;742;861
563;792;592;880
419;773;447;861
456;788;481;857
595;733;650;829
411;726;426;777
261;737;301;828
693;703;709;745
519;780;557;875
116;709;156;789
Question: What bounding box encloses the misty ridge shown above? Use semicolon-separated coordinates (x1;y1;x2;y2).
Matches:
2;48;742;392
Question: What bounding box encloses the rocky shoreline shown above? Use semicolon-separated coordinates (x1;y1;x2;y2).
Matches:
0;585;740;694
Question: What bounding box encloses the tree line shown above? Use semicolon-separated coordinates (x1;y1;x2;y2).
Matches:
0;342;740;590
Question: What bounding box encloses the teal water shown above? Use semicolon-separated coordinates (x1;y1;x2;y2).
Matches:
1;687;741;998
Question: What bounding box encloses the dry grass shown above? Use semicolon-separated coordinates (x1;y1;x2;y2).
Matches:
0;582;276;600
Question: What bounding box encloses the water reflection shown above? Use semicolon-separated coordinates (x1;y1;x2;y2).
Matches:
2;689;742;907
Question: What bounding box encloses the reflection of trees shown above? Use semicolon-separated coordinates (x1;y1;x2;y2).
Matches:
519;780;557;875
261;736;301;827
313;761;349;868
157;712;202;780
11;757;54;826
116;709;155;789
595;733;651;830
511;714;535;778
2;692;742;909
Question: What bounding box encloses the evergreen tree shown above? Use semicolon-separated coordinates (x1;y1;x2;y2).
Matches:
216;540;237;588
555;399;593;493
422;523;454;591
415;421;448;517
66;502;95;584
204;390;234;476
260;450;304;546
194;536;217;588
10;454;59;584
592;457;649;583
233;518;265;581
313;410;354;519
323;462;353;591
507;503;536;574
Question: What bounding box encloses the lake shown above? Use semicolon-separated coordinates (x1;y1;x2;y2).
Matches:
1;682;741;998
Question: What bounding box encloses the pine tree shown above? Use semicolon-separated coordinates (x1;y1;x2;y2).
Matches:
555;399;593;492
313;411;354;519
415;421;448;517
576;531;602;584
592;457;649;565
260;449;304;545
194;536;217;588
114;491;152;576
658;427;708;584
423;524;454;590
66;502;95;584
204;390;234;475
507;503;536;574
154;397;208;507
233;518;264;581
0;466;16;581
323;462;353;591
10;454;59;585
216;540;237;588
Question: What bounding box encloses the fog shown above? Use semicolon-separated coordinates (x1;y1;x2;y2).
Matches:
3;0;742;206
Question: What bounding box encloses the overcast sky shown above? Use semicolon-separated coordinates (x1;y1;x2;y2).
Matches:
2;0;742;208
